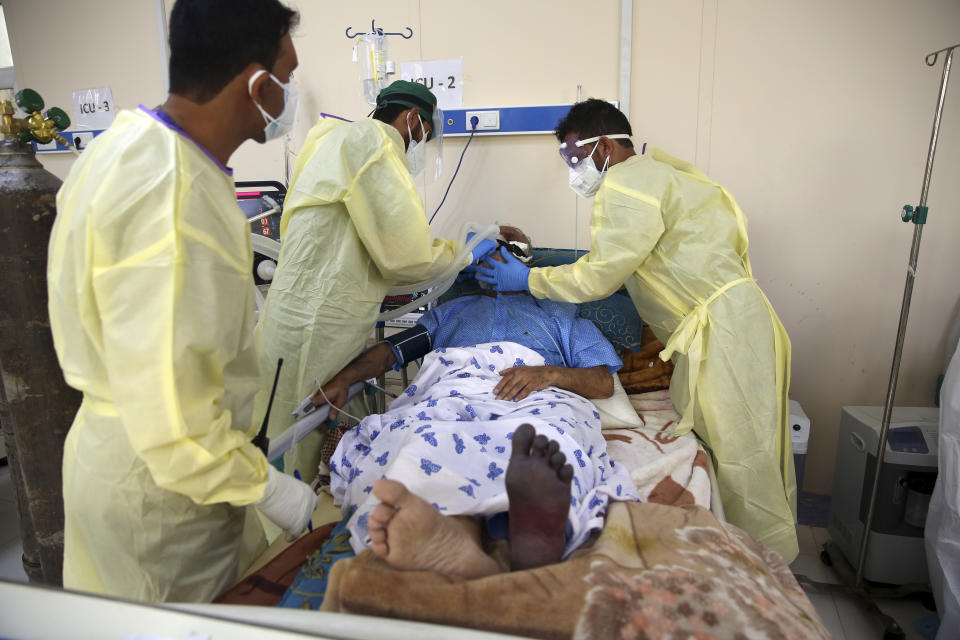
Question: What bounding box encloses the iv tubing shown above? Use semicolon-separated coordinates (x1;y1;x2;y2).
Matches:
315;381;361;423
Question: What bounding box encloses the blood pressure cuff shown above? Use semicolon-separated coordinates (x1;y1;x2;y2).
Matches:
380;324;432;371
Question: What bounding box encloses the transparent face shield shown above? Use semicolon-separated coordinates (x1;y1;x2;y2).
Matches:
431;106;444;180
409;107;444;181
558;133;631;169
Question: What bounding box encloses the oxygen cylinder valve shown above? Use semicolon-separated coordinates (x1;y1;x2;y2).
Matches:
0;88;72;148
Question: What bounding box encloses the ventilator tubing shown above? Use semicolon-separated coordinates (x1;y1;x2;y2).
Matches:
377;222;498;321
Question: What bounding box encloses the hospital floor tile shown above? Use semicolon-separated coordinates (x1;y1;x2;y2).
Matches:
791;551;843;585
874;596;938;640
833;591;904;639
805;591;846;639
799;578;937;639
792;526;939;640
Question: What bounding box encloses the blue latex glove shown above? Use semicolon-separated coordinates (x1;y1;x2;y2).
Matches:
475;246;530;292
466;232;498;264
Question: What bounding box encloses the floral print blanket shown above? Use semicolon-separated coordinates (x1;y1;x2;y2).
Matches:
320;501;829;639
330;342;638;558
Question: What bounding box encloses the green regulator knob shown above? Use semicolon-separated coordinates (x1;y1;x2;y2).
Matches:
45;107;70;131
15;88;44;114
1;87;72;147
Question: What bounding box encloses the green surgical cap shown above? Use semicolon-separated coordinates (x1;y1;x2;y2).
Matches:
375;80;437;124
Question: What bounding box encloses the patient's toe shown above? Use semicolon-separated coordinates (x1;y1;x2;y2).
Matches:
548;451;566;470
531;434;549;457
369;527;389;557
370;502;396;528
511;424;536;459
557;464;574;483
372;477;409;507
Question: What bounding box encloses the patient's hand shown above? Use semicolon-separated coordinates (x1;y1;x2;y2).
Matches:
311;377;350;420
494;366;556;401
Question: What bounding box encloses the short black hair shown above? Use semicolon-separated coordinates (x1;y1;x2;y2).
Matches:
555;98;634;148
371;103;408;124
168;0;299;102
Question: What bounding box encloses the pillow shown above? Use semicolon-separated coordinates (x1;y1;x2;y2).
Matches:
530;249;644;352
592;376;643;429
577;292;644;352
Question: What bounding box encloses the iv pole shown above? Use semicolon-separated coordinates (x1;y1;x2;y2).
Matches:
856;43;958;589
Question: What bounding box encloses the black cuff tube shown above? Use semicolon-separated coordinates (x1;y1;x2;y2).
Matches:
382;324;432;367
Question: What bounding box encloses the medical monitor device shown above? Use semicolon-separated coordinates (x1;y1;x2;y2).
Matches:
236;181;286;312
236;180;286;243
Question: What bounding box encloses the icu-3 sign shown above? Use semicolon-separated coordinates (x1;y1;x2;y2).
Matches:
33;86;114;153
72;87;116;130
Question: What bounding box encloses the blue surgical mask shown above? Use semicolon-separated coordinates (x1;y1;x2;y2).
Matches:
248;70;299;142
406;114;427;177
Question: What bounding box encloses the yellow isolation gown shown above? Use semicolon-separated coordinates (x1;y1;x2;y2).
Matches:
48;107;270;601
253;116;464;480
528;148;798;562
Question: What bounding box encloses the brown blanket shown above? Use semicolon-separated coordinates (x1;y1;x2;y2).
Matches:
321;502;829;639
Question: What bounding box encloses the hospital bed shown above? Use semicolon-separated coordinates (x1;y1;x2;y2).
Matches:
2;241;817;638
259;244;724;520
221;247;735;606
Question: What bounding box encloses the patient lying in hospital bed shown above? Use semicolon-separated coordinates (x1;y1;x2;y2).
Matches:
219;230;831;638
315;231;640;573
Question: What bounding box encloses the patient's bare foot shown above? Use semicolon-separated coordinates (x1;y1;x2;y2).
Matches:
506;423;573;571
368;478;500;579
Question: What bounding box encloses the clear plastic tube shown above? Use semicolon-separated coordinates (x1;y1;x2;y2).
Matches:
377;222;498;321
384;221;496;295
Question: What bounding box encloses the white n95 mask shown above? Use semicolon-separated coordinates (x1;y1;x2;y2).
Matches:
569;150;609;198
406;114;427;177
248;69;299;142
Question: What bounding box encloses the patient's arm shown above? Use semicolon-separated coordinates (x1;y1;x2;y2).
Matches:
493;365;613;402
311;343;396;419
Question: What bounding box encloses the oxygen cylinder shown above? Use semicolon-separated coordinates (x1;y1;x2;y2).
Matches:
0;133;81;584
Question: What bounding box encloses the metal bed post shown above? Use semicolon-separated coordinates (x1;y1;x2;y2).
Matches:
375;324;387;414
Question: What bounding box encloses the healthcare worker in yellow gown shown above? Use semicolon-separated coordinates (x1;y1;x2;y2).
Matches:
47;0;318;602
254;80;496;480
478;99;798;562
